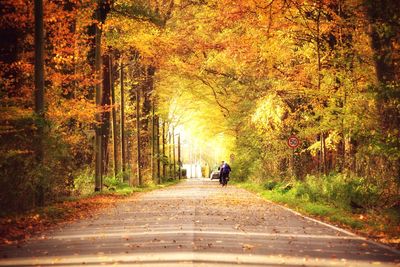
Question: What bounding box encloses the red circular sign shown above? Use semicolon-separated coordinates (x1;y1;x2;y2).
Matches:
287;135;300;149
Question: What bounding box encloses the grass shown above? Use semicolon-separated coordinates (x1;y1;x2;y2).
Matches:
232;180;399;248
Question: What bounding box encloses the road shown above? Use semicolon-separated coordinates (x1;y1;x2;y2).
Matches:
0;178;399;266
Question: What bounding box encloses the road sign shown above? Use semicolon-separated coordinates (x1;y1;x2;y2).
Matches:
287;135;300;149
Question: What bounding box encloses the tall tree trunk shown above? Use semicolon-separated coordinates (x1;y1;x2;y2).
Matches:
120;61;127;181
151;101;155;181
34;0;45;206
178;134;181;180
94;5;103;191
315;0;325;177
156;116;161;183
101;54;111;176
92;0;111;191
322;132;327;175
136;83;142;185
172;126;176;179
162;121;166;179
366;0;400;182
110;55;118;179
168;125;172;178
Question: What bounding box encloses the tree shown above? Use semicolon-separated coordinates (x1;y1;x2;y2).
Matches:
93;0;111;191
34;0;45;205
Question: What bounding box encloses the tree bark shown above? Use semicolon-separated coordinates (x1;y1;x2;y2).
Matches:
34;0;45;206
366;0;400;182
162;121;166;179
178;134;181;180
322;132;327;175
156;116;161;183
136;83;142;186
172;126;176;179
168;125;172;178
94;4;103;192
110;55;118;179
101;54;111;176
120;61;127;181
151;101;155;181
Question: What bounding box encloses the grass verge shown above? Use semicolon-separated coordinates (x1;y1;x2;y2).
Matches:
232;181;399;249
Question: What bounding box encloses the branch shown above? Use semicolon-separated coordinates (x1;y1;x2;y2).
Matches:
204;68;247;85
196;76;230;117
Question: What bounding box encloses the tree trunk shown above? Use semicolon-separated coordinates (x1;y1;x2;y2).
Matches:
151;101;155;181
172;126;176;179
34;0;45;206
315;0;324;177
156;116;161;183
168;125;172;178
110;55;118;179
136;83;142;186
92;0;111;191
94;4;103;191
101;54;111;176
178;134;181;180
322;132;327;175
120;61;127;181
162;121;166;179
366;0;400;182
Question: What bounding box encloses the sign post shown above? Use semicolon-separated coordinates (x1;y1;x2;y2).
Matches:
287;135;300;176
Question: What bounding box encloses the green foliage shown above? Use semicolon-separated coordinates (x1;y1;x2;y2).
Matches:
0;122;79;213
330;214;364;229
293;174;384;210
263;181;278;190
103;174;133;195
73;168;94;196
0;151;35;214
181;168;187;178
302;203;333;217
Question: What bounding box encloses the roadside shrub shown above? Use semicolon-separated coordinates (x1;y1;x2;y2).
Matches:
263;181;278;190
294;175;323;202
73;168;94;195
103;174;132;195
181;168;187;178
0;151;36;214
293;174;384;210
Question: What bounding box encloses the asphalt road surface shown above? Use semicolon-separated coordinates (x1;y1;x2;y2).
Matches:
0;178;399;266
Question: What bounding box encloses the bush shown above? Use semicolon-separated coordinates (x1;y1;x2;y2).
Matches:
181;168;187;178
293;174;383;210
263;181;278;190
0;151;36;214
73;168;94;195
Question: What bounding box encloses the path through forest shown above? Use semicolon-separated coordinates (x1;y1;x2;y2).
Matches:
0;178;399;266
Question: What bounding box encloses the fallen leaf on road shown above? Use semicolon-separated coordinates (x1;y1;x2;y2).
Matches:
242;244;254;250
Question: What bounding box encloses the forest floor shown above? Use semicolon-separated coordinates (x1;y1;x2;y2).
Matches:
0;178;398;266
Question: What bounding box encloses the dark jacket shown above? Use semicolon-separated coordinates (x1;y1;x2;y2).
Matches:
221;163;231;174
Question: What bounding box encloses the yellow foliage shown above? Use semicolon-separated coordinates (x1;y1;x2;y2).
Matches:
251;94;286;132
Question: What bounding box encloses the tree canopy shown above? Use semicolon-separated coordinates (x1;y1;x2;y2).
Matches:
0;0;399;213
